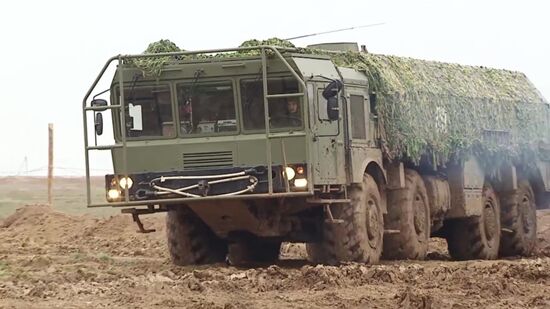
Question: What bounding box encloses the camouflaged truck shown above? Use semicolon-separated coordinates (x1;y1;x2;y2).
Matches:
83;42;550;265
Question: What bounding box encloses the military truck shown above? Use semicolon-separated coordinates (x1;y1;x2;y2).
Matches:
83;40;550;265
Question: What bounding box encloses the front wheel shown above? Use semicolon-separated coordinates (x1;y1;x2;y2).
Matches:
306;174;384;265
166;206;227;266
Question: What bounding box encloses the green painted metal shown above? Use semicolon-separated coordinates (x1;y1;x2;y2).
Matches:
83;45;310;207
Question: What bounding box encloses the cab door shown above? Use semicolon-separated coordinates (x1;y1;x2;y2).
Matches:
309;82;346;184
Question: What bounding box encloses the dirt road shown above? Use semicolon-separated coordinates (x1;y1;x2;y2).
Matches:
1;205;549;308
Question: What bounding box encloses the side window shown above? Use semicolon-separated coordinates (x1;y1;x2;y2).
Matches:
350;94;366;139
240;77;302;130
118;84;174;138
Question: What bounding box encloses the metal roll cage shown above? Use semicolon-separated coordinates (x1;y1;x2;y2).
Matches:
83;46;311;207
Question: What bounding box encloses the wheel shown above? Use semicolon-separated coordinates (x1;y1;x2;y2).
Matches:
446;184;501;260
227;239;281;265
166;206;227;266
306;174;383;265
383;169;430;260
500;180;537;256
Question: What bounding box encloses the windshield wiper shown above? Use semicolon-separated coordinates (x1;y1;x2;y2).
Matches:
185;69;204;104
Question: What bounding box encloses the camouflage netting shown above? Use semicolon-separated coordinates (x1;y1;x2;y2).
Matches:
325;51;549;166
127;39;183;77
127;38;295;77
129;39;549;167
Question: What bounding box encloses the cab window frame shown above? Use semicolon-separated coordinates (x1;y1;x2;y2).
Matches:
112;82;177;142
174;78;240;138
238;75;305;134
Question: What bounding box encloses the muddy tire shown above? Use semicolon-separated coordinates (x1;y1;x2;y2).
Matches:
166;206;227;266
383;169;430;260
446;184;501;260
306;174;383;265
500;180;537;256
227;239;281;265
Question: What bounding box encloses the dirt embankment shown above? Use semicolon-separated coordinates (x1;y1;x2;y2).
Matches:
0;205;549;308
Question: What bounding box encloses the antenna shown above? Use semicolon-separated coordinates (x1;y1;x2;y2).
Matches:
284;23;385;41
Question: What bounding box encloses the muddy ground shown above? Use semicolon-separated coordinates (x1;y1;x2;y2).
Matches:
0;205;549;308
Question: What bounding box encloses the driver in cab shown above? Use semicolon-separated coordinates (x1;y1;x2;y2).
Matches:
273;98;302;128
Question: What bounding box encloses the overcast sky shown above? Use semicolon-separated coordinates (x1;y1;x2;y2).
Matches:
0;0;548;176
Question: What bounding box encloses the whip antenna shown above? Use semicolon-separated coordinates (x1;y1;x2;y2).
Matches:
284;23;385;40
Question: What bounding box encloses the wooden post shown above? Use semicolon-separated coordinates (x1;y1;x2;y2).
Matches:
48;123;54;206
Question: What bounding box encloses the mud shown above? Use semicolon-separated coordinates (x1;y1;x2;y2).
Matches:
1;205;549;308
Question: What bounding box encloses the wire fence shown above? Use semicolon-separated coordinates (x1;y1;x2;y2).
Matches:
0;165;112;176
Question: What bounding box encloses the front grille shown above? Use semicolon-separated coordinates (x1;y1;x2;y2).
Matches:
182;151;234;170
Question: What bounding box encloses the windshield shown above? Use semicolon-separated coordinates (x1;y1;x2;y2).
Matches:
118;84;174;138
177;81;237;135
240;76;303;130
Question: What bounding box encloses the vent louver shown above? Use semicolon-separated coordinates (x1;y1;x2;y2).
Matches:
182;151;233;170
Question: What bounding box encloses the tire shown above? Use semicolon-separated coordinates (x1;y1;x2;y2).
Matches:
383;169;430;260
446;184;501;260
500;180;537;256
227;239;281;265
166;206;227;266
306;174;383;265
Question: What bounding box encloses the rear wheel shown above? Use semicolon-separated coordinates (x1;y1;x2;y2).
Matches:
306;174;383;265
446;184;501;260
500;180;537;256
383;169;430;260
166;206;227;266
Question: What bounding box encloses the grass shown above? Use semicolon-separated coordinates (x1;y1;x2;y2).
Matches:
0;261;9;278
0;176;118;218
98;253;113;263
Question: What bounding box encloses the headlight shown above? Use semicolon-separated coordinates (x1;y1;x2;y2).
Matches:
284;167;296;180
107;189;121;201
293;178;308;188
119;177;133;189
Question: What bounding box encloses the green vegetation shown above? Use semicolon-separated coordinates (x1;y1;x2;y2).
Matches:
0;261;9;277
98;252;113;263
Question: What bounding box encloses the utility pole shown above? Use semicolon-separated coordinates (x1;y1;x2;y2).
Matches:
48;123;54;206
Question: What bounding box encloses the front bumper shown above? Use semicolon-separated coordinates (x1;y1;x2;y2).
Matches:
102;165;310;207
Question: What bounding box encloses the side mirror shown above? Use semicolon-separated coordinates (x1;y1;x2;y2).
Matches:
322;80;343;99
323;80;342;121
327;97;339;121
91;99;108;111
95;113;104;135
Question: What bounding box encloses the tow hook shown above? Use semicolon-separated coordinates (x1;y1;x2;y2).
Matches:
121;207;164;233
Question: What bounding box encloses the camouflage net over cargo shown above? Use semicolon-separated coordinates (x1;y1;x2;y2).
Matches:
326;51;549;166
127;39;183;77
130;39;549;167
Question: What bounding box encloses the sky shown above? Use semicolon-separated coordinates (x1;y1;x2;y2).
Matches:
0;0;548;176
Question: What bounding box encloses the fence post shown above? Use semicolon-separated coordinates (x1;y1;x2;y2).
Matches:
48;123;54;206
